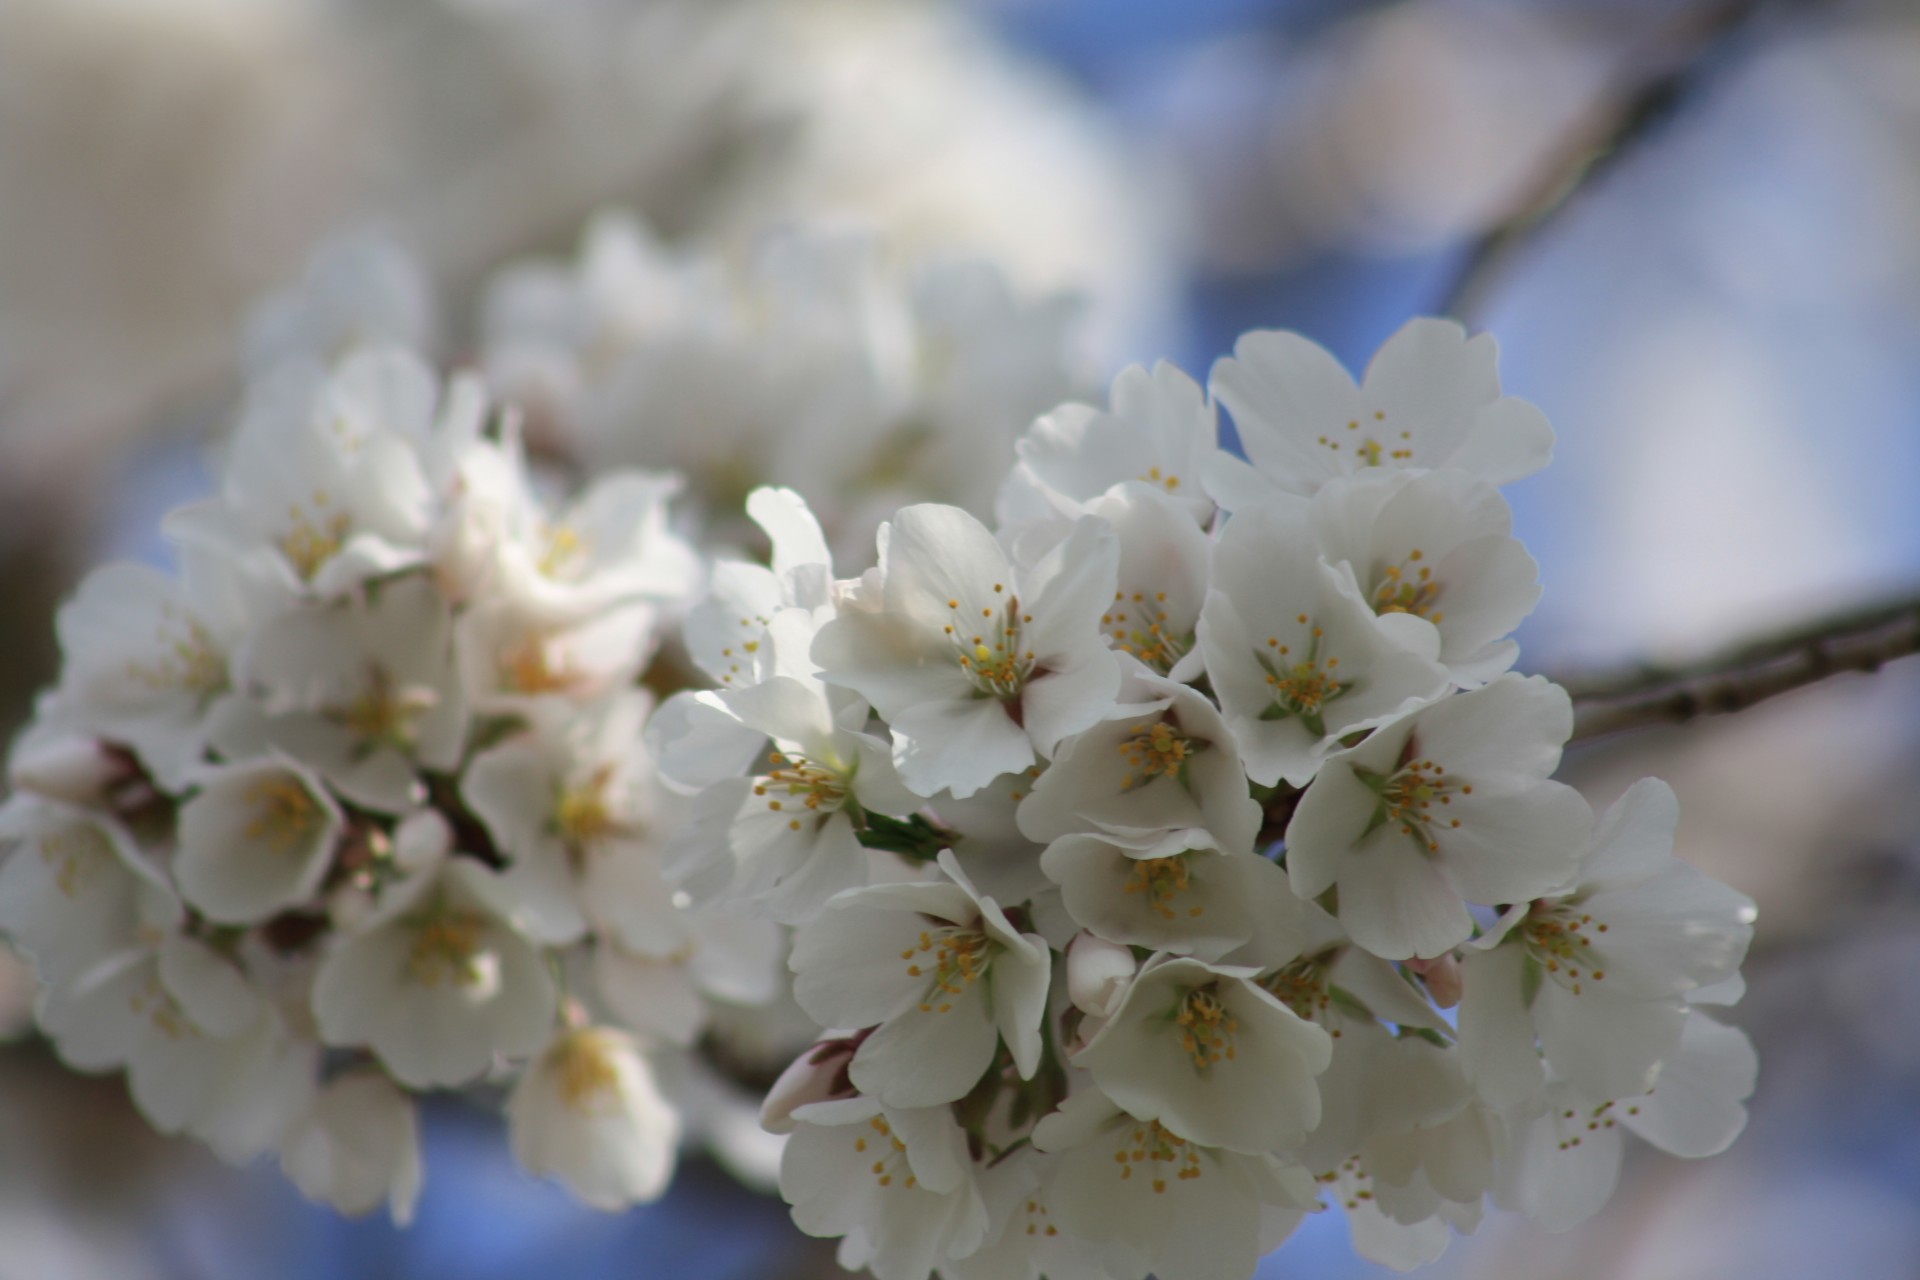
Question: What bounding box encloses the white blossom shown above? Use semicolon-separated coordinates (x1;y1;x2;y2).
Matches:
46;551;249;789
1033;1088;1316;1280
1041;839;1295;962
1458;778;1757;1106
507;1026;681;1210
1208;318;1553;503
311;857;557;1088
1284;674;1590;960
781;1096;990;1280
164;351;441;604
0;796;177;993
1073;955;1332;1155
1018;670;1261;857
704;675;921;923
1309;469;1541;687
461;691;676;951
1199;503;1450;787
1494;1011;1757;1232
280;1071;424;1225
812;504;1119;798
223;575;467;814
173;756;343;925
790;851;1049;1108
1000;361;1218;525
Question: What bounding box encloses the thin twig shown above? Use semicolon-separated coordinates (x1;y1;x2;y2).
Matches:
1437;0;1784;323
1560;593;1920;742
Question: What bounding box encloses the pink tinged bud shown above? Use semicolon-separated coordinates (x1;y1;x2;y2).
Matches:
8;737;133;807
760;1037;860;1135
1408;953;1463;1009
1066;931;1137;1019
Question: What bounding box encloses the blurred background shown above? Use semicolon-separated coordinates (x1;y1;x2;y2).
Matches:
3;0;1920;1276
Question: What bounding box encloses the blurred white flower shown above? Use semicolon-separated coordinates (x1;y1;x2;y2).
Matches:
280;1070;424;1225
507;1026;681;1211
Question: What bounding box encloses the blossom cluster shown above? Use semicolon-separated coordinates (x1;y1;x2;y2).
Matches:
0;343;779;1218
484;212;1088;560
653;320;1760;1278
0;216;1096;1221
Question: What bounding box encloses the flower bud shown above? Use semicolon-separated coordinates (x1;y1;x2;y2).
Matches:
759;1036;859;1135
393;809;452;876
1066;930;1136;1019
1408;952;1463;1009
7;736;131;806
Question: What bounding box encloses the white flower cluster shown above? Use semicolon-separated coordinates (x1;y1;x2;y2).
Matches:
484;214;1088;559
0;213;1102;1222
654;320;1761;1279
0;343;781;1220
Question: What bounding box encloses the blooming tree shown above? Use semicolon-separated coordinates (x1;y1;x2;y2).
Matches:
0;221;1757;1277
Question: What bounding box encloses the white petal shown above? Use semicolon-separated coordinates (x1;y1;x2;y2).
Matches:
1457;945;1546;1107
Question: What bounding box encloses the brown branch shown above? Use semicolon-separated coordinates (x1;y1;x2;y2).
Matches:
1437;0;1826;323
1560;593;1920;742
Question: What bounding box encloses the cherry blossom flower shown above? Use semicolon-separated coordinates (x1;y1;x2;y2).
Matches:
280;1071;424;1225
1284;674;1590;960
1033;1087;1316;1280
173;756;343;925
1017;670;1260;858
1199;504;1450;788
507;1026;681;1210
1072;955;1332;1155
1208;318;1553;503
999;361;1219;525
789;852;1049;1108
1458;778;1757;1106
311;857;557;1088
812;504;1119;798
781;1096;990;1280
1309;469;1541;687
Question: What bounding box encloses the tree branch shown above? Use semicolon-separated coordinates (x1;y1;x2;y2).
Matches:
1437;0;1808;323
1560;593;1920;742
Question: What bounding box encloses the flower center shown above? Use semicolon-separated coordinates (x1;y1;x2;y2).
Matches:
945;587;1033;698
1371;548;1444;623
500;637;577;695
853;1114;918;1190
556;767;621;847
128;973;195;1041
1550;1098;1632;1151
335;667;436;748
1116;720;1196;792
754;752;849;833
899;925;992;1013
244;776;322;852
1139;464;1183;493
1018;1198;1061;1238
1123;855;1203;921
1521;901;1610;997
279;495;353;583
1103;589;1189;674
1260;957;1334;1026
538;524;591;580
37;822;114;899
1174;986;1239;1070
554;1031;624;1112
1256;616;1350;737
405;906;492;989
128;611;227;700
1315;410;1414;470
1356;756;1467;854
1112;1120;1203;1194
